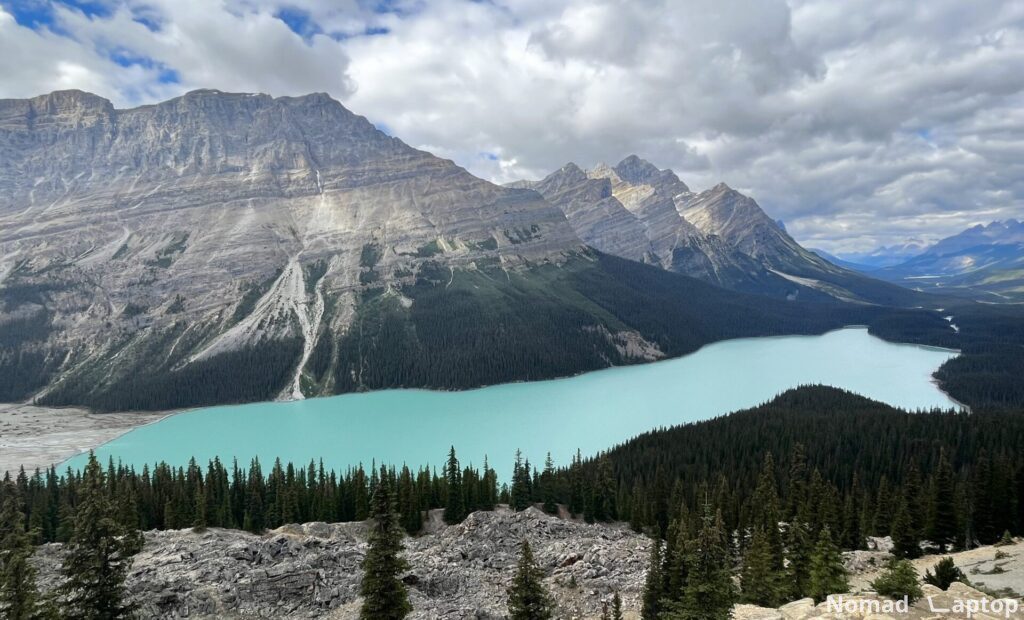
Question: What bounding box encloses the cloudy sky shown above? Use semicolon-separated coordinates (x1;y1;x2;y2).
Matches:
2;0;1023;253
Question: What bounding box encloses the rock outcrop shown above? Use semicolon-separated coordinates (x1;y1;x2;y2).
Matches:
31;508;1024;619
32;507;650;619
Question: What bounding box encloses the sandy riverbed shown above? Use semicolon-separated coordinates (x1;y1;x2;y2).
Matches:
0;403;166;475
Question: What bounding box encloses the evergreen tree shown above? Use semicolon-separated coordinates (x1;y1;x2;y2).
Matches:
785;519;813;600
741;527;784;607
0;484;42;620
60;453;141;620
360;474;410;619
640;537;663;620
443;447;464;525
923;557;967;591
192;485;207;532
666;506;735;620
890;498;921;559
807;527;848;604
611;591;623;620
871;559;923;604
927;450;959;551
506;539;553;620
511;450;531;512
541;453;557;515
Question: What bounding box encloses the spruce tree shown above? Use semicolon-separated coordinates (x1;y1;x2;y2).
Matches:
665;506;735;620
360;475;411;620
0;485;41;620
807;526;848;604
541;453;557;515
927;451;959;551
511;450;531;512
640;537;663;620
443;447;464;525
890;498;920;559
60;452;141;620
871;559;923;604
611;591;623;620
785;519;813;600
506;539;553;620
741;527;784;607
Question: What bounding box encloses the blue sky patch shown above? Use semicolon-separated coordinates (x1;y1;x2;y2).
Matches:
274;6;322;40
106;47;180;84
2;0;113;36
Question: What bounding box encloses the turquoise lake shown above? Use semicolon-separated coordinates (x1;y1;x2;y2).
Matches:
63;327;960;475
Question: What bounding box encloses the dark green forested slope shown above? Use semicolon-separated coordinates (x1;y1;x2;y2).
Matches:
327;251;934;394
15;248;1024;411
563;385;1024;547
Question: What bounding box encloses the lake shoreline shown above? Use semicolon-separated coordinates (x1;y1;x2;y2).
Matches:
3;327;962;475
58;327;961;476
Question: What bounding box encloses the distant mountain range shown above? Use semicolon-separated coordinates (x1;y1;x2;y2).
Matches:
826;220;1024;302
0;90;941;412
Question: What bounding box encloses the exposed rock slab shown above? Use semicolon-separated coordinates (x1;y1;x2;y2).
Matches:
32;507;650;619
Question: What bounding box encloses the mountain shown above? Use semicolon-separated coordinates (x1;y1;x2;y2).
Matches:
871;220;1024;301
0;90;901;412
831;241;930;269
809;248;873;272
521;156;926;306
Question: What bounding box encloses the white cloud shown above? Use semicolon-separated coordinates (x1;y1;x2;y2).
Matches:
1;0;1022;251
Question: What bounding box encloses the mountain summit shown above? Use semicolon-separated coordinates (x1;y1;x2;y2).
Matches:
520;157;918;305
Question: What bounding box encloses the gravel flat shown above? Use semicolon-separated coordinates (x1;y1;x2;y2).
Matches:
0;403;166;474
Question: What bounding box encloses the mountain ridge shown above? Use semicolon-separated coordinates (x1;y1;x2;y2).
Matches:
518;156;928;306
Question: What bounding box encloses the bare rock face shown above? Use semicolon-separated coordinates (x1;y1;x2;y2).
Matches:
523;156;802;295
32;507;650;619
0;89;583;406
527;163;656;264
525;156;922;306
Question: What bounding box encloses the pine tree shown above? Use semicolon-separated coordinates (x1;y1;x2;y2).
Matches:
807;526;848;604
360;475;411;620
60;452;141;620
612;591;623;620
741;527;784;607
443;447;464;525
640;537;663;620
506;539;553;620
0;484;41;620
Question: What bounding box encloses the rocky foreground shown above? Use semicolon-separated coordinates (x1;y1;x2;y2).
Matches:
31;507;1024;619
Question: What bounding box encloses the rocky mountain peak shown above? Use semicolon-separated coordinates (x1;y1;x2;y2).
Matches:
554;162;587;183
612;155;688;193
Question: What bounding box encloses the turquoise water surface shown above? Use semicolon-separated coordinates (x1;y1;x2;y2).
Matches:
63;328;959;475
